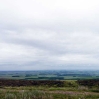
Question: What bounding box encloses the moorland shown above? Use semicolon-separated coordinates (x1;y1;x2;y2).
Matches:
0;70;99;99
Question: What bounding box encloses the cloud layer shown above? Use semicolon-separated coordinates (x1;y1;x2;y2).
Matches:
0;0;99;70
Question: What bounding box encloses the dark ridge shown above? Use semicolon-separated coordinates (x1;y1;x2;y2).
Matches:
0;79;64;87
77;79;99;87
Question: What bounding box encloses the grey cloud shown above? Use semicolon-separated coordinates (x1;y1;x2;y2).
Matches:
0;0;99;70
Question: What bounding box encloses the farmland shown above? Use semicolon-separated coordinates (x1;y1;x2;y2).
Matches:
0;70;99;80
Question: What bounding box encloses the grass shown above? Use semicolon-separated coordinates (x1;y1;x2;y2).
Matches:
1;89;99;99
1;80;99;99
0;85;99;99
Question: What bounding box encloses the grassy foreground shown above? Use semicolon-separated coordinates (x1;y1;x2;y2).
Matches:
0;80;99;99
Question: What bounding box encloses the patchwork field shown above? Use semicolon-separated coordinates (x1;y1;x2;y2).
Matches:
0;70;99;80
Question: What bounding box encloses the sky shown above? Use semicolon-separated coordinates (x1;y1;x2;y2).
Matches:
0;0;99;70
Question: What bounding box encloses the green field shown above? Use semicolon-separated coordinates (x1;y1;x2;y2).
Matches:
0;70;99;80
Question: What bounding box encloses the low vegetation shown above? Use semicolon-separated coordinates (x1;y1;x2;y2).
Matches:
0;79;99;99
1;71;99;98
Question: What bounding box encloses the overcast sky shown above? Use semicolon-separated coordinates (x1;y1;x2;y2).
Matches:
0;0;99;70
